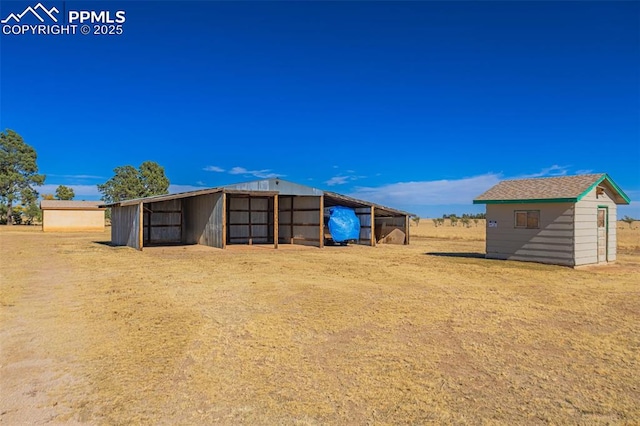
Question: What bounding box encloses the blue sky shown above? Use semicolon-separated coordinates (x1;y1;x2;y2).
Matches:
1;1;638;218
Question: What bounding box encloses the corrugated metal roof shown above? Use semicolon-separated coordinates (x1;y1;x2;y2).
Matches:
40;200;105;210
473;174;630;205
324;191;412;217
223;178;324;196
101;178;415;216
101;188;223;207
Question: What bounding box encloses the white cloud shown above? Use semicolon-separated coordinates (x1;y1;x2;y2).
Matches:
326;176;350;186
349;173;502;206
46;174;104;179
345;165;622;211
228;166;281;179
203;166;225;172
574;169;595;175
517;164;569;179
325;168;366;186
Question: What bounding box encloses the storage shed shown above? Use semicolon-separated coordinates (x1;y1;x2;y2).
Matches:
473;174;630;267
104;179;412;250
40;200;106;232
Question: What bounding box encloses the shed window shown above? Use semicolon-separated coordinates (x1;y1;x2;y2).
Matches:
514;210;539;229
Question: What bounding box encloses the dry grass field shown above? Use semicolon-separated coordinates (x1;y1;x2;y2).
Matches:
1;221;639;424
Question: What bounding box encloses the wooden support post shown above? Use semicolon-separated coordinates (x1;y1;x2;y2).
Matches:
319;195;324;248
290;196;294;245
138;202;144;251
405;215;410;245
222;192;227;249
248;196;252;245
370;206;375;246
273;194;279;249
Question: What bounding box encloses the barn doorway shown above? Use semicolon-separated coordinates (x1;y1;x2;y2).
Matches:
143;199;182;246
597;207;608;263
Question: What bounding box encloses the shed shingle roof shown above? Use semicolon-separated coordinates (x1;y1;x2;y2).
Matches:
473;174;630;205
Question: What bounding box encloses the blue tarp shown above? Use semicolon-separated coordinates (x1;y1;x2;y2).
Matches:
328;206;360;243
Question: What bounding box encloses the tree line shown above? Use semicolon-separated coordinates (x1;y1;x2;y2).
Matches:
1;129;169;225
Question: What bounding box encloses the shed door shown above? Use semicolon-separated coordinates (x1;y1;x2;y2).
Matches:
597;208;607;263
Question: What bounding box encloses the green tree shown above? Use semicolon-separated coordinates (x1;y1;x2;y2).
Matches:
0;130;45;225
55;185;75;200
98;161;169;204
11;206;23;225
621;216;635;229
22;189;41;224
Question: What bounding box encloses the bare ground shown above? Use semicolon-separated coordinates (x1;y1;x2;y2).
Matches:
1;224;639;424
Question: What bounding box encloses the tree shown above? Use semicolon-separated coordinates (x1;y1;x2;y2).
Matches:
412;216;420;226
98;161;169;204
621;216;635;229
55;185;75;200
22;189;41;224
0;130;45;225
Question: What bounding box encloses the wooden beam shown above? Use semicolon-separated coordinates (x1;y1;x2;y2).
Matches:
370;206;375;246
273;194;279;249
319;195;324;248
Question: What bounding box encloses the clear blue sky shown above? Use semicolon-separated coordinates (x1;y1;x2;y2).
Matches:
1;1;639;218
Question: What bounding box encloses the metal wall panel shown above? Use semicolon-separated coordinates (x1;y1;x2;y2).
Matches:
183;192;224;248
355;207;372;245
111;204;141;250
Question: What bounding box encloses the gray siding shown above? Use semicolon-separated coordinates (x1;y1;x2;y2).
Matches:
111;204;141;250
574;187;617;265
485;203;575;266
183;192;224;248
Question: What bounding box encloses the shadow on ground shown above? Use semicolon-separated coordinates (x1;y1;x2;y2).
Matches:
424;252;486;259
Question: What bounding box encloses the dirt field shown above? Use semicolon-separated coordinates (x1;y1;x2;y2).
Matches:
1;222;639;424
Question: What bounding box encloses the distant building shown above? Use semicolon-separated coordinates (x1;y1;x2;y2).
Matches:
103;179;413;250
40;200;106;232
474;174;630;267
